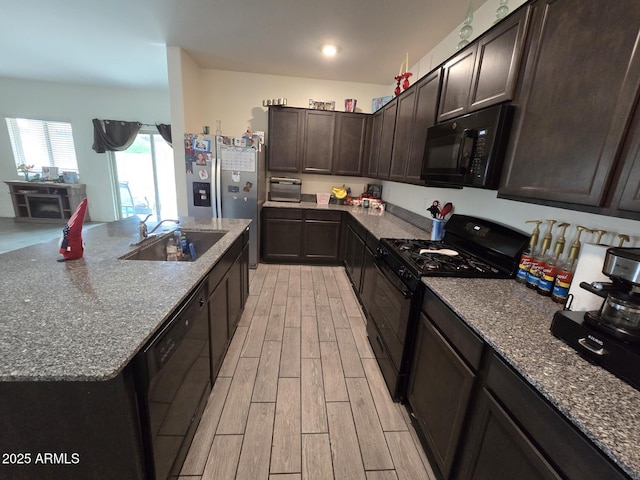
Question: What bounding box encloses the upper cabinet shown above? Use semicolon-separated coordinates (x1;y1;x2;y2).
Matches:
367;98;397;180
333;113;369;176
499;0;640;208
389;69;442;185
438;6;531;122
302;110;335;174
268;106;368;176
268;107;303;172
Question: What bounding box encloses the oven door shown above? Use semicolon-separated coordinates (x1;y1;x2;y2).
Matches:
366;257;414;395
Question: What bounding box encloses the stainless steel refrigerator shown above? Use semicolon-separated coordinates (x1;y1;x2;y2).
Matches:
185;134;265;267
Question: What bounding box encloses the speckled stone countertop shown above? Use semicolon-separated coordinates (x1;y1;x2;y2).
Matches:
0;216;251;382
263;201;430;240
423;278;640;480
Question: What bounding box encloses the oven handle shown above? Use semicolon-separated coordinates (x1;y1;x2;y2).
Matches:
373;257;413;299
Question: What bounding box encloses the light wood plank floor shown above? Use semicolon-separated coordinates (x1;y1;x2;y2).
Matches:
180;264;437;480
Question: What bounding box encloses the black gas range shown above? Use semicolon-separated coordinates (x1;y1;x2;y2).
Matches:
366;214;528;402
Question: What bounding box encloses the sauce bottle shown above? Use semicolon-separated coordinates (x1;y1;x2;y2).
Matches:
551;226;591;304
527;220;556;289
537;222;569;296
516;220;542;284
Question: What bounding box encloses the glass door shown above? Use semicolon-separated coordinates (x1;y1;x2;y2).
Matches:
112;132;177;219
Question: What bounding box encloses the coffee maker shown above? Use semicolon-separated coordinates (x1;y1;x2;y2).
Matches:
551;247;640;390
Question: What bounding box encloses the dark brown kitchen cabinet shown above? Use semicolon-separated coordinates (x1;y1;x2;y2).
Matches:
455;388;561;480
343;216;367;291
376;98;398;179
268;106;303;172
499;0;640;207
303;210;343;262
438;6;530;122
333;113;368;176
389;69;442;184
302;110;335;174
261;208;343;264
456;354;629;480
261;208;304;262
208;275;229;378
407;288;484;479
389;88;417;182
367;108;384;177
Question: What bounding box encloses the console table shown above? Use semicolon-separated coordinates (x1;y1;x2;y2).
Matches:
5;181;90;223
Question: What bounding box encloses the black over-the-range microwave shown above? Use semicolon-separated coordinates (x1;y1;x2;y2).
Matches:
421;104;515;189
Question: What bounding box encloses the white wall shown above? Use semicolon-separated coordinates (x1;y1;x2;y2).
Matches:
0;77;170;221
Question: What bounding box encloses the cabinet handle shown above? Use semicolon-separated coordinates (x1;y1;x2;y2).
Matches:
578;338;605;356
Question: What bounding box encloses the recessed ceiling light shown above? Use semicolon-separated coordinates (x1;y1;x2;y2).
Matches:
322;45;337;57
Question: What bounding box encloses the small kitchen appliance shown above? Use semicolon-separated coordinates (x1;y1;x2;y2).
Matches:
421;104;514;189
269;177;302;203
366;214;528;401
551;247;640;390
366;184;382;199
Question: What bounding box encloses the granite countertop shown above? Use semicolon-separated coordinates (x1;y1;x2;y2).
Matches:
263;200;430;240
0;216;251;382
423;277;640;480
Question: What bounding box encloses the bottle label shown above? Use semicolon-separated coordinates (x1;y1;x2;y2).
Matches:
526;259;543;288
516;254;533;282
537;264;557;293
552;270;573;300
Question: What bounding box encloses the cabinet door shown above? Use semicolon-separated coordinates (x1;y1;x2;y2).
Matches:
227;252;243;335
360;245;376;317
407;313;476;479
302;110;336;174
344;222;365;291
438;48;476;121
209;277;229;379
455;389;561;480
377;98;398;179
468;7;530;112
367;109;384;177
334;113;367;176
405;70;442;184
303;211;343;262
613;99;640;214
268;107;303;172
261;209;304;262
389;89;417;182
499;0;640;206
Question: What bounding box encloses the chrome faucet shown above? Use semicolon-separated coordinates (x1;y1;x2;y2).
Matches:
138;214;180;240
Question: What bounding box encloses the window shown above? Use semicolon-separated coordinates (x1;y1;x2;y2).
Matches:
111;132;177;219
5;118;79;178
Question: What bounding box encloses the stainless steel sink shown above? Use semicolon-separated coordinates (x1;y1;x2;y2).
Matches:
120;230;227;261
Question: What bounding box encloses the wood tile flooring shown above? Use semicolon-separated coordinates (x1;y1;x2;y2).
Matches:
180;264;436;480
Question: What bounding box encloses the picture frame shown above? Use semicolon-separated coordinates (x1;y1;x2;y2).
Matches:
192;138;211;152
309;99;336;111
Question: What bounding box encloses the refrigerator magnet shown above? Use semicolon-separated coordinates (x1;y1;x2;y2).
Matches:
198;168;208;180
232;171;240;182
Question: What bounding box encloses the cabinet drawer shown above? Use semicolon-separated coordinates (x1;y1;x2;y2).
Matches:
305;210;342;222
422;288;484;371
486;354;629;480
349;216;367;240
263;208;303;220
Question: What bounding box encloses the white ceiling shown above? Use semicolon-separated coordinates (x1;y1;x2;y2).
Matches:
0;0;487;90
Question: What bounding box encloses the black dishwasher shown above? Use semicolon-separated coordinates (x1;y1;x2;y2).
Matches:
133;279;211;480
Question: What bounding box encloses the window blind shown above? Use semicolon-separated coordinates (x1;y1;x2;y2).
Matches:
5;118;79;173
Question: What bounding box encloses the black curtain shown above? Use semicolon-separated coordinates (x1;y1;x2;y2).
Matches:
92;119;141;153
156;123;172;147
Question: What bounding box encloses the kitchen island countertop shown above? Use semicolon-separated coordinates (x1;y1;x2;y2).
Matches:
423;277;640;480
0;216;250;382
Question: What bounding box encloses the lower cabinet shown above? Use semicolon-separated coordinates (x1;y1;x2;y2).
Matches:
407;289;484;479
343;217;366;290
261;207;343;263
456;354;630;480
208;230;249;379
408;288;631;480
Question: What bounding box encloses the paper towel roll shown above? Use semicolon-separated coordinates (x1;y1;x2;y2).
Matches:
567;243;610;311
